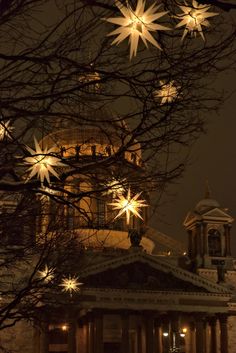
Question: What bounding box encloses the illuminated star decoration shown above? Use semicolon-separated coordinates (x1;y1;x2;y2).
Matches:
0;120;13;140
109;188;148;224
59;275;83;296
155;80;179;105
176;0;218;41
102;178;126;197
38;265;55;283
24;137;64;184
104;0;170;59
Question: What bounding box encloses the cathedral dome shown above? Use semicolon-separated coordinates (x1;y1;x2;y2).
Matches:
41;112;142;165
195;198;220;213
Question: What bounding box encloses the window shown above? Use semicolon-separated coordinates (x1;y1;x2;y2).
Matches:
208;229;221;256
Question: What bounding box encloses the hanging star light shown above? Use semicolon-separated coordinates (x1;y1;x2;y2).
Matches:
24;137;64;184
109;188;148;224
0;120;13;140
59;275;83;295
102;178;126;196
155;80;179;104
176;0;218;41
38;265;55;283
104;0;170;59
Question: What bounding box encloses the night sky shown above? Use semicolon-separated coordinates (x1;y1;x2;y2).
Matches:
153;69;236;255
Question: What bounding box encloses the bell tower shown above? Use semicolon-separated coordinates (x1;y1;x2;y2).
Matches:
183;186;234;271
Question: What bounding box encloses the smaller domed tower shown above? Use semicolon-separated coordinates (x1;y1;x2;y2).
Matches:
183;186;234;271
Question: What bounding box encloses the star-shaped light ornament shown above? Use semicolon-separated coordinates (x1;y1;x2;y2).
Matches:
24;137;64;184
38;265;55;283
59;275;83;296
109;188;148;224
155;81;179;105
0;120;13;140
103;178;126;197
104;0;170;59
176;0;218;41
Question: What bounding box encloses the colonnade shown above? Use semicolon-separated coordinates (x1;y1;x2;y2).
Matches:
36;310;229;353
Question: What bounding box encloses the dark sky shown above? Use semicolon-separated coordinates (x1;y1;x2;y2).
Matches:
153;69;236;255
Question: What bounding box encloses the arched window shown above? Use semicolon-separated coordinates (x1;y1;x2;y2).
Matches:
208;229;221;256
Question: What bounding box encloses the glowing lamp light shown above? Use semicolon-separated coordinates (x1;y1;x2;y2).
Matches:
104;0;170;59
38;265;55;283
109;188;148;225
24;137;65;184
155;81;179;105
180;333;186;337
0;120;13;140
59;275;83;296
176;0;218;41
182;328;187;333
61;325;68;331
163;332;169;337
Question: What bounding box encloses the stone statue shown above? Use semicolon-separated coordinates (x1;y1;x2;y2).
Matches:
128;228;142;247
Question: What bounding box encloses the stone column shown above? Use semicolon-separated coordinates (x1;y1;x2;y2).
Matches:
121;313;129;353
209;317;217;353
145;313;154;353
154;319;163;353
68;317;77;353
203;222;208;256
196;223;202;257
33;325;41;353
224;225;231;256
171;314;180;352
137;324;142;353
94;312;103;353
219;315;228;353
88;316;95;353
189;322;196;353
188;230;193;258
39;320;49;353
195;314;206;353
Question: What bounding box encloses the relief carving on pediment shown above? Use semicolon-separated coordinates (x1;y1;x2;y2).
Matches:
83;262;207;292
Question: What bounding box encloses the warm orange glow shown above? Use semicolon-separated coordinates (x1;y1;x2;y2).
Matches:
0;120;13;140
61;325;68;331
59;275;83;295
105;0;170;59
176;0;218;41
24;137;64;184
155;81;179;105
109;188;148;224
182;327;187;333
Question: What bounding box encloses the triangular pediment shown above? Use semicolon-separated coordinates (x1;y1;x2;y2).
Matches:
202;208;233;221
79;251;229;294
184;208;233;227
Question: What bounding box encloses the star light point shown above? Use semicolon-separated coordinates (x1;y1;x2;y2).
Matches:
24;137;64;184
0;120;13;140
109;188;148;224
155;81;179;105
59;275;83;295
38;265;55;283
176;0;218;41
104;0;170;59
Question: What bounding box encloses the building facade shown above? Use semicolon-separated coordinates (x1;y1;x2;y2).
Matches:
1;122;236;353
